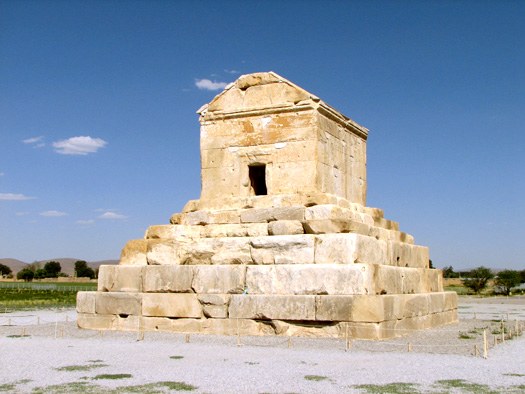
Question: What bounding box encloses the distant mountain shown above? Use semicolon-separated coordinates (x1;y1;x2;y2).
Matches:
0;258;28;275
0;257;119;276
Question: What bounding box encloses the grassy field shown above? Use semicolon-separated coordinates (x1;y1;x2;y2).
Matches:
0;281;96;311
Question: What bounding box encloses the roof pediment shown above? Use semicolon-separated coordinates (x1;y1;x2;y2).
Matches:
198;71;319;117
198;71;368;138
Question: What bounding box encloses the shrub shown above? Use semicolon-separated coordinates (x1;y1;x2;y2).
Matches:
495;270;521;296
462;266;494;294
17;267;35;282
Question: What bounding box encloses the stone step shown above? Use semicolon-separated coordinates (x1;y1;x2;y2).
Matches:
122;233;427;268
97;263;443;296
77;291;457;339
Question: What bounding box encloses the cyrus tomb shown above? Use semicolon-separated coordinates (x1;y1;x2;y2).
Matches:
77;72;457;339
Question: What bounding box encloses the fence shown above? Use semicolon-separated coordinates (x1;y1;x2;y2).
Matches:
1;310;523;359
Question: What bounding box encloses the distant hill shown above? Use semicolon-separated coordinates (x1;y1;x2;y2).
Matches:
0;258;119;276
0;258;28;275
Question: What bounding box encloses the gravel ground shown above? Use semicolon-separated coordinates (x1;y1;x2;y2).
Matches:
0;297;524;393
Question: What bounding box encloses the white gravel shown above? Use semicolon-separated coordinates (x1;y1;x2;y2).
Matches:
1;298;524;393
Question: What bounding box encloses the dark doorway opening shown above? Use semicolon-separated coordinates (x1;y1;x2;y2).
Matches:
249;164;267;195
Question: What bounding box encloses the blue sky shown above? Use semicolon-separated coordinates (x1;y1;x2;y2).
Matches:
1;0;523;270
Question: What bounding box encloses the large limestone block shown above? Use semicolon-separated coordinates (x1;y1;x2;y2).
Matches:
145;225;201;239
142;293;202;318
192;265;246;294
77;313;117;330
146;239;181;265
142;265;194;293
141;317;204;333
245;264;373;295
303;219;370;235
427;269;444;292
202;223;268;238
202;318;273;336
95;292;142;316
249;235;314;264
197;294;231;306
428;292;446;314
98;265;144;292
120;239;147;265
202;305;228;318
178;238;253;265
374;217;400;231
387;241;429;268
229;294;316;320
444;291;458;311
268;220;304;235
76;291;96;314
197;294;231;318
314;234;387;265
372;266;431;295
240;206;305;223
315;295;386;322
181;210;211;225
305;204;356;221
402;294;430;318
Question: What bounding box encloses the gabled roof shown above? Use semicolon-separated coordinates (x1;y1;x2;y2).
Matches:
198;71;368;139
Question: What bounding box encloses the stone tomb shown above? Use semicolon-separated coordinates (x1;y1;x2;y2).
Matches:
77;72;457;339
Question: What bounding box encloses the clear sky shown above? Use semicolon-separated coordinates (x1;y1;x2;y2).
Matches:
1;0;524;270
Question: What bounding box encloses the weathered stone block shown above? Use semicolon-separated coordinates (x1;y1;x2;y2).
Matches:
387;241;429;268
245;264;373;295
268;220;304;235
142;265;194;292
176;238;252;265
146;239;180;265
77;313;117;330
314;234;387;265
145;225;200;239
197;294;231;305
95;292;142;316
192;265;246;294
303;219;370;235
315;295;386;322
203;305;228;318
240;206;305;223
120;239;147;265
182;210;210;225
202;223;268;238
141;317;203;333
229;295;316;320
142;293;202;318
76;291;96;314
249;235;314;264
97;265;144;292
202;318;272;336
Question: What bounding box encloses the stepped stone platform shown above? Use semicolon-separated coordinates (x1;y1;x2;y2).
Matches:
77;72;457;339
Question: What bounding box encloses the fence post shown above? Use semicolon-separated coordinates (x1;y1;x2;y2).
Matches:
236;318;241;347
483;330;488;359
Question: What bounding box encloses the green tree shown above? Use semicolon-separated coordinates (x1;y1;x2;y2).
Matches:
0;263;12;276
17;267;35;282
520;270;525;284
34;268;47;279
442;266;459;278
495;270;521;296
462;266;494;294
43;261;61;278
74;260;95;279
